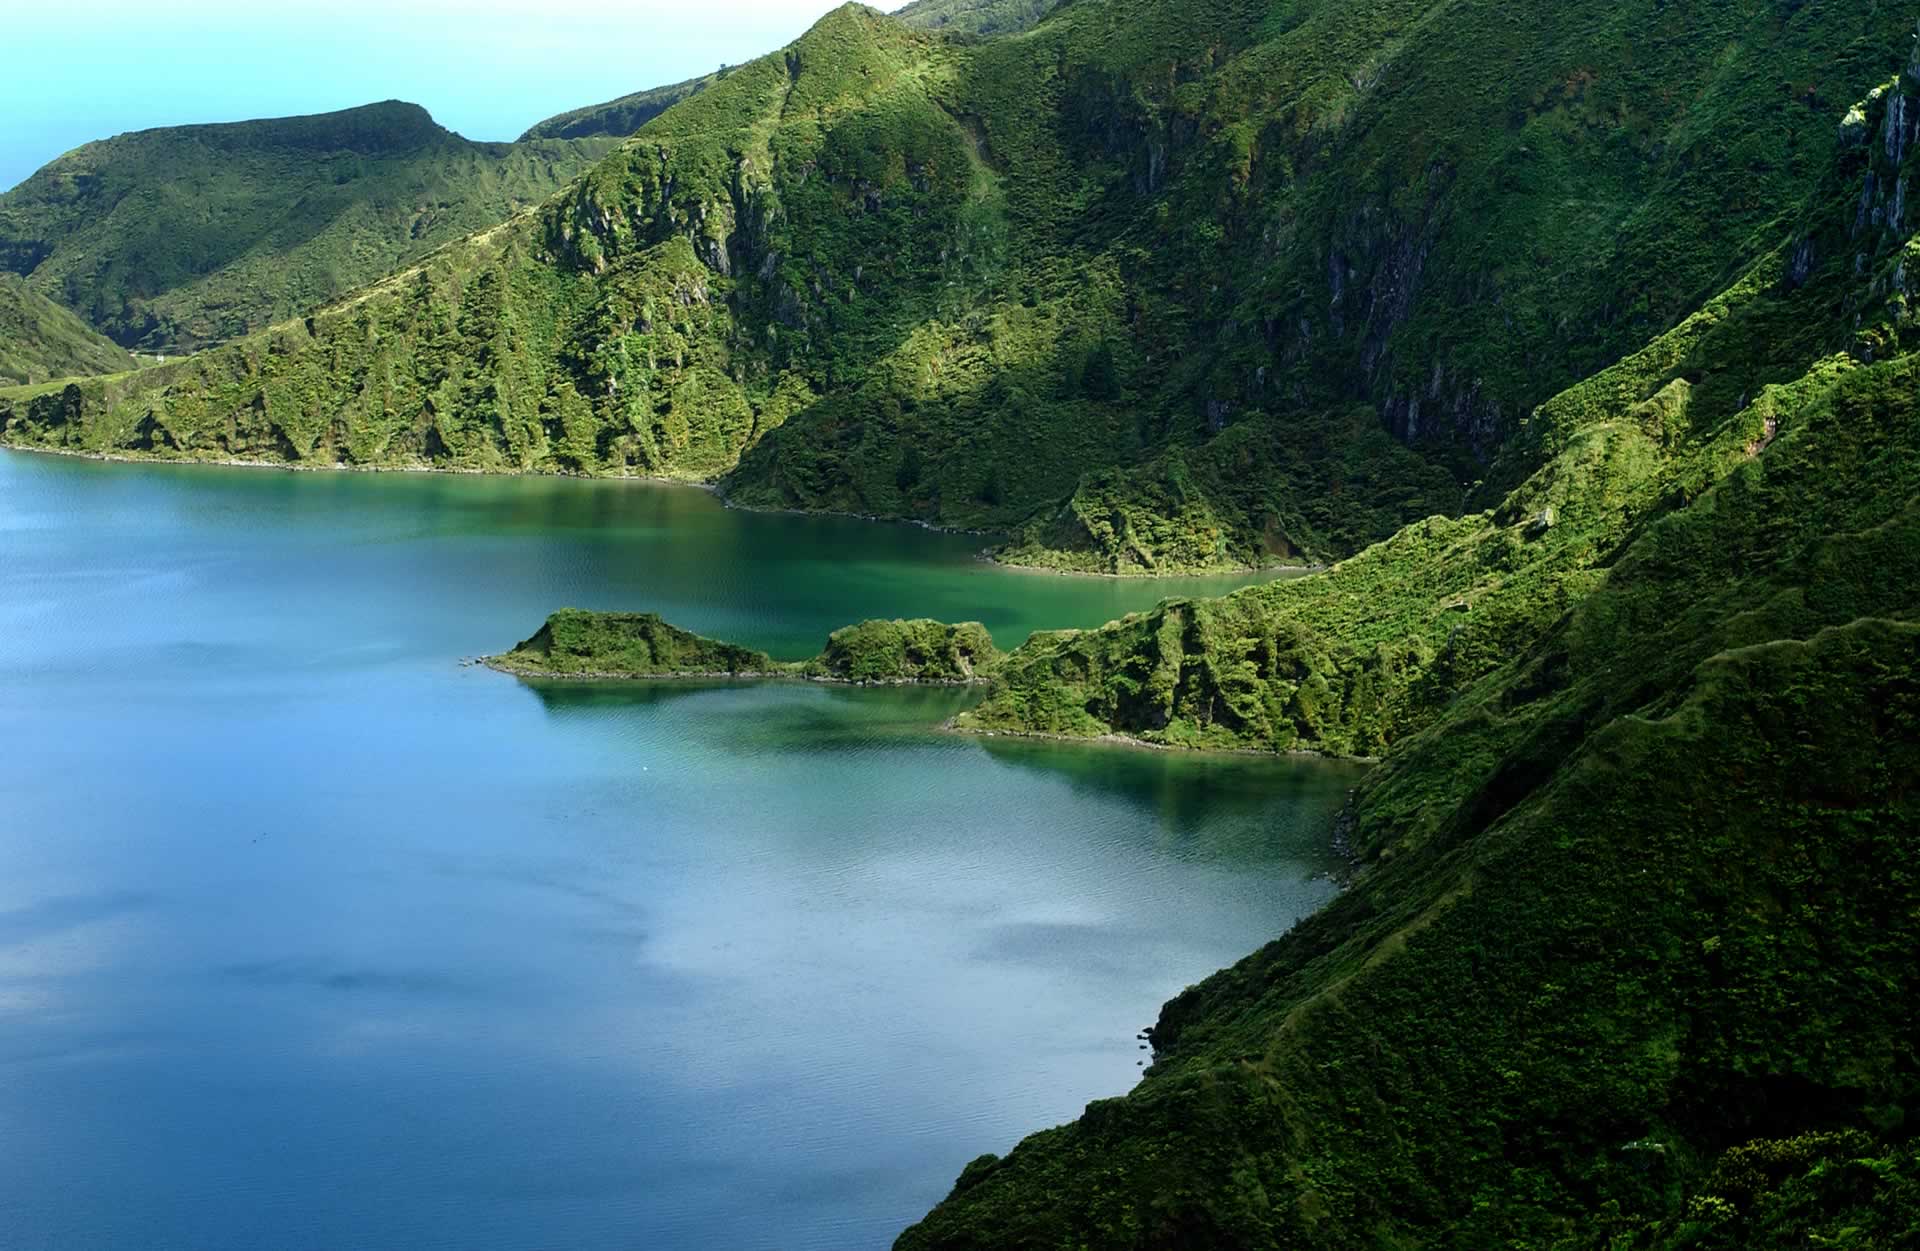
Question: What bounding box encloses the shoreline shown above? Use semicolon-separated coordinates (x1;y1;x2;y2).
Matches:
477;657;991;689
1;442;1318;583
978;552;1320;581
0;440;724;487
479;657;1373;764
951;723;1381;765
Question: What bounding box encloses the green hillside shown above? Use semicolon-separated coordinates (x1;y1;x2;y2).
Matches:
519;73;719;142
10;1;1904;577
519;0;1063;146
0;273;135;385
0;101;612;352
896;47;1920;1249
892;0;1064;36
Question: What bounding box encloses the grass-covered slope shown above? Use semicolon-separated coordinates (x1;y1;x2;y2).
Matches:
519;73;719;142
895;54;1920;1250
892;0;1064;36
0;273;135;385
0;8;979;477
0;101;612;351
8;1;1907;575
488;608;999;684
519;0;1065;143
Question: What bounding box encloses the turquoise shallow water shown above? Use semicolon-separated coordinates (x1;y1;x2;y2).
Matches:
0;450;1362;1250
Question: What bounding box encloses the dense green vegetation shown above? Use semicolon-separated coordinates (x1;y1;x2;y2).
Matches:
492;609;777;677
0;273;135;385
490;608;999;684
892;0;1064;36
0;102;611;351
12;0;1903;576
805;617;1002;682
517;0;1064;146
895;47;1920;1249
519;73;720;142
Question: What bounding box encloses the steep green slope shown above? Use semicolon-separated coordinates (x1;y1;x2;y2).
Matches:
731;0;1914;566
1;1;1909;578
892;0;1064;36
519;73;719;142
0;101;612;351
0;273;135;385
895;53;1920;1250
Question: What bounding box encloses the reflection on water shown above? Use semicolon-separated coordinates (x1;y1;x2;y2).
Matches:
0;449;1357;1251
978;735;1367;858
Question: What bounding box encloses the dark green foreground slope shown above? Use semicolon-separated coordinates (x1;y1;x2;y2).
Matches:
0;102;611;351
895;50;1920;1251
6;1;1905;575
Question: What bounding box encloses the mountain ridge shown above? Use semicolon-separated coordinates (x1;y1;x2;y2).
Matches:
0;100;613;351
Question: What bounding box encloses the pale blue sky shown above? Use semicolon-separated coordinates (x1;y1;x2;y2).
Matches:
2;0;858;191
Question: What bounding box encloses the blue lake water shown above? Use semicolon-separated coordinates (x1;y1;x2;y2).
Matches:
0;449;1362;1249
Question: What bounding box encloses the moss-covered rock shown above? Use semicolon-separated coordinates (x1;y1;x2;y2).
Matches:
488;609;1002;685
489;609;777;678
804;618;1001;683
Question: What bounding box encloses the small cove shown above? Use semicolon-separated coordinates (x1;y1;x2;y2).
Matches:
0;449;1365;1249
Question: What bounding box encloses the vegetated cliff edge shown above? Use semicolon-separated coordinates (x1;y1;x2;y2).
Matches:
894;51;1920;1250
490;608;1002;685
5;1;1907;577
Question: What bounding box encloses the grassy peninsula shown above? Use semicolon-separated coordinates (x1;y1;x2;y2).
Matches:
490;608;1003;685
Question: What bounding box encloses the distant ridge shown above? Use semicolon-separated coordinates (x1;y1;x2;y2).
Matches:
0;101;612;352
520;73;719;142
